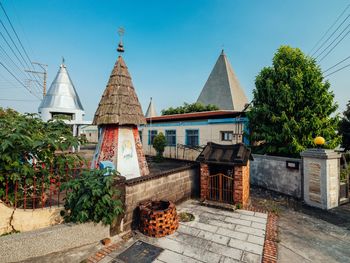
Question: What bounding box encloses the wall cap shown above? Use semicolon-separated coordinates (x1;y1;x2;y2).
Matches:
300;149;341;159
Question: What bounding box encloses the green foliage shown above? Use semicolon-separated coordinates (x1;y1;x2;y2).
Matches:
247;46;340;156
339;101;350;151
61;169;123;225
161;102;219;115
153;132;167;160
0;108;84;205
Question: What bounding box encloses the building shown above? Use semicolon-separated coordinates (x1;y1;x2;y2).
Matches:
38;60;90;139
140;110;248;160
140;50;249;160
145;97;158;118
197;50;248;111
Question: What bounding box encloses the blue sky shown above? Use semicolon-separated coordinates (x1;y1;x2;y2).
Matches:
0;0;349;120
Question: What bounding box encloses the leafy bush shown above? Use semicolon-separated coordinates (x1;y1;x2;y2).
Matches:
153;132;167;160
161;102;219;115
0;108;84;205
61;169;123;225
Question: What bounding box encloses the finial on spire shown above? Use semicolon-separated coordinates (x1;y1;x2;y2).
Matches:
117;27;125;53
60;56;66;68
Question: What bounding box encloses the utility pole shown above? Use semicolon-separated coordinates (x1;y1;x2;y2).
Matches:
25;62;48;98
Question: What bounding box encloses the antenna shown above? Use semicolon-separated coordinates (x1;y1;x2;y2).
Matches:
117;27;125;53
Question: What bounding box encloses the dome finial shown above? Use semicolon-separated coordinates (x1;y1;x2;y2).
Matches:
117;27;125;53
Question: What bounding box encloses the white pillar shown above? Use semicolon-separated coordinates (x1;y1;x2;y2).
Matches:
301;149;340;210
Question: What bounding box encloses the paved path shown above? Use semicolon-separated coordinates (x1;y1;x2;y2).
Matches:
102;200;268;263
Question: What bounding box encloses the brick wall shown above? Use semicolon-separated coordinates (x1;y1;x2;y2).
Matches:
200;163;209;200
234;161;250;207
122;164;199;231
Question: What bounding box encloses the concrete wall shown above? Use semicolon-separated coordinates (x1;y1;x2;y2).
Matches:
0;222;109;263
250;154;302;198
0;201;63;235
122;164;199;231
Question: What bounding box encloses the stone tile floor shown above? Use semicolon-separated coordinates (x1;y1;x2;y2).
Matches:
102;200;268;263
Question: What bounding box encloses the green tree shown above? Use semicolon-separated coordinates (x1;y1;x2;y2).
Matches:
161;102;219;115
152;132;167;160
247;46;340;156
339;101;350;151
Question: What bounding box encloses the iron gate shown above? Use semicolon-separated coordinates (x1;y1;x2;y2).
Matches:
208;173;234;204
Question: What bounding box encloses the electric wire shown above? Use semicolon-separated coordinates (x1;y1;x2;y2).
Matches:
0;98;39;101
0;18;42;91
324;62;350;77
309;3;350;55
0;61;41;99
323;55;350;73
318;27;350;62
311;14;350;58
0;1;43;91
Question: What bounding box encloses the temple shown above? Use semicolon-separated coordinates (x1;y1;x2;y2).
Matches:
197;50;248;111
145;97;158;118
92;38;149;179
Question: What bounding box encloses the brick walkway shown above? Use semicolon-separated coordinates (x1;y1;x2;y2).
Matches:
91;200;271;263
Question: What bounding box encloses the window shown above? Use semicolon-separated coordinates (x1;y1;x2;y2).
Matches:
51;112;74;120
221;131;233;141
165;130;176;146
148;130;158;145
139;130;143;143
186;129;199;146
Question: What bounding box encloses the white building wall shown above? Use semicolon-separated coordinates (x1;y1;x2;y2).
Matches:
140;119;247;161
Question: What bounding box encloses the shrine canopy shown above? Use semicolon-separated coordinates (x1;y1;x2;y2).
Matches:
196;142;253;166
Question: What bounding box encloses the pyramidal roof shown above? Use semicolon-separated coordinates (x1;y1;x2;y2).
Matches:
197;50;248;111
93;55;146;126
39;63;84;111
145;98;157;118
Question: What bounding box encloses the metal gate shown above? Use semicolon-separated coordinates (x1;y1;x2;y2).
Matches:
208;173;234;204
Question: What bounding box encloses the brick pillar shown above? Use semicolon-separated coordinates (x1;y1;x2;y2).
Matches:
234;161;250;207
200;163;209;201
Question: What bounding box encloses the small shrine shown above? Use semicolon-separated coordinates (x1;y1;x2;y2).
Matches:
92;32;149;179
197;142;252;207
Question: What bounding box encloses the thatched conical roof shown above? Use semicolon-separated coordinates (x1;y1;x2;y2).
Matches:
93;55;146;125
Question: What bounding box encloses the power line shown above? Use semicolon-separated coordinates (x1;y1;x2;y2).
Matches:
324;62;350;77
318;27;350;62
0;1;42;91
323;55;350;73
0;61;41;99
315;21;350;60
0;32;41;94
309;3;350;55
311;14;350;58
0;98;39;102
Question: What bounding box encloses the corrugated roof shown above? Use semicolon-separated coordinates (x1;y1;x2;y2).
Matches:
93;55;146;126
38;63;84;111
197;50;248;111
146;110;244;123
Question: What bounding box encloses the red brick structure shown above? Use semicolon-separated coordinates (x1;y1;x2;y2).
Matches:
139;200;179;238
233;161;250;207
200;163;210;200
198;143;251;207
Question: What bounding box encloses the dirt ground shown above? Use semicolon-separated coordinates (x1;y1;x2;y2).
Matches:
250;186;350;263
